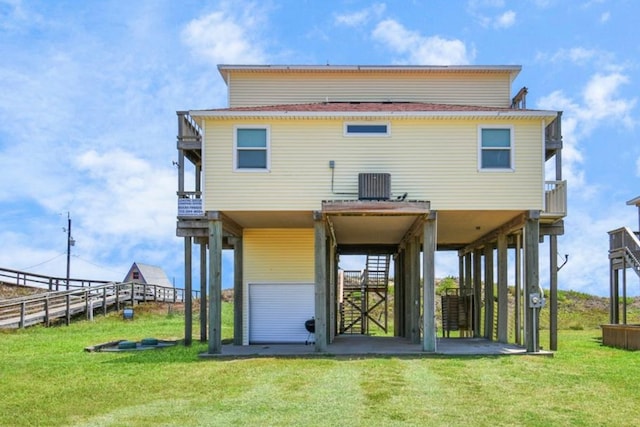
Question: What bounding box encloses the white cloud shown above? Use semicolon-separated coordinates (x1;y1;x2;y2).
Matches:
334;3;386;27
181;5;268;65
74;149;176;241
495;10;516;28
600;11;610;22
466;0;515;29
537;47;603;65
372;19;471;65
0;0;44;31
467;0;506;8
537;71;636;193
581;73;636;128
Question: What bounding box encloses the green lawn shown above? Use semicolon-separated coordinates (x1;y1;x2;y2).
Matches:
1;303;639;426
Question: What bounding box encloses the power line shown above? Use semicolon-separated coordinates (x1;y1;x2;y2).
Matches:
72;255;123;276
20;253;66;271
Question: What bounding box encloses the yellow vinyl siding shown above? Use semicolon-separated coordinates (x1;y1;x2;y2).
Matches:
243;229;314;283
242;228;314;344
228;71;512;108
204;117;544;212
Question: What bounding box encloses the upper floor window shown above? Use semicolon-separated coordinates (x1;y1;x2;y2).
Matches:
479;126;513;170
234;126;270;171
344;122;390;136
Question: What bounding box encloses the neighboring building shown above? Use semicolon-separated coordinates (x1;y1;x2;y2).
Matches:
176;65;566;353
123;262;172;287
605;196;640;350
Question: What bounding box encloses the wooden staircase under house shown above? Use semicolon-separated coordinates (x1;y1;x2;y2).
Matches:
340;254;390;335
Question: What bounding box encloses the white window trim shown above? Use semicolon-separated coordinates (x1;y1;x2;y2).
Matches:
233;125;271;172
478;125;514;172
343;122;391;137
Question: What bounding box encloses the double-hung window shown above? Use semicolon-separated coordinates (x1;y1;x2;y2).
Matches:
234;126;270;171
479;126;513;171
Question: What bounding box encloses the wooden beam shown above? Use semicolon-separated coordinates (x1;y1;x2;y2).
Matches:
404;240;414;339
410;237;421;344
540;221;564;236
199;242;207;342
314;216;327;352
329;243;337;342
184;236;192;346
497;234;508;343
515;233;522;345
422;213;437;352
207;219;223;354
398;214;429;251
524;211;540;352
207;211;243;237
473;249;482;337
483;244;494;340
459;213;527;255
549;235;558;350
232;237;243;345
322;200;430;215
394;252;403;337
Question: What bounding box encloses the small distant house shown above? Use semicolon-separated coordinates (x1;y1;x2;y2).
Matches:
123;263;172;287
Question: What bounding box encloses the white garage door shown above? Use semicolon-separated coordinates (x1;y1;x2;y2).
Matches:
249;283;314;344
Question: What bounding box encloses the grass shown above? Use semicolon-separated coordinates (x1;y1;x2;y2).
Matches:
2;303;640;426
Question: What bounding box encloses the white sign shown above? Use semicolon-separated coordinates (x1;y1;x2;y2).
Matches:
178;198;203;217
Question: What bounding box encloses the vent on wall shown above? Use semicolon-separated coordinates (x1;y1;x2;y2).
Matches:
358;173;391;200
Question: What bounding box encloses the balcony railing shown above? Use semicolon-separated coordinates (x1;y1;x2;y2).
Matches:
543;180;567;218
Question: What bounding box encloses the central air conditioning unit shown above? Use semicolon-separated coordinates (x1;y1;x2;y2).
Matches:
358;173;391;200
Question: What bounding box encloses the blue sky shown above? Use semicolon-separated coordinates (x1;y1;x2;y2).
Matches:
1;0;639;296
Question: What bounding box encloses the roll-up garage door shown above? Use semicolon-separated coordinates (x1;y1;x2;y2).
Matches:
249;283;314;344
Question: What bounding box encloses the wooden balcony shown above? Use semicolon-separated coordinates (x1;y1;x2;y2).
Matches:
542;180;567;220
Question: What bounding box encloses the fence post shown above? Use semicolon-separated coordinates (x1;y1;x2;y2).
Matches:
65;294;71;325
85;290;90;320
131;283;135;305
102;287;107;316
19;302;26;328
143;283;147;303
44;297;49;327
49;278;53;292
115;284;120;312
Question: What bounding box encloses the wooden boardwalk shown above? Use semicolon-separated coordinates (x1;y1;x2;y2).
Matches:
0;268;185;329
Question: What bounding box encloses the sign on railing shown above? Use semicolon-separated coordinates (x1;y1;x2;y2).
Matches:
178;198;203;217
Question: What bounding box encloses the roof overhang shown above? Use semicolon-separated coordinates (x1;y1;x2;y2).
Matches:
189;109;558;121
627;196;640;207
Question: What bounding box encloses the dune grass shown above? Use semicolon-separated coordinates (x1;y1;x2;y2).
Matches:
1;303;639;426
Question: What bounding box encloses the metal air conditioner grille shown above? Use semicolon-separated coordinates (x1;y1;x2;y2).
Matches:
358;173;391;200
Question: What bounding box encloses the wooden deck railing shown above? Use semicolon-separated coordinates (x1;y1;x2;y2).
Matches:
609;227;640;259
0;281;186;329
0;267;110;291
543;180;567;218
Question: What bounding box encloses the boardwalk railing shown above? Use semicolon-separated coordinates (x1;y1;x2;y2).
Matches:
0;280;185;329
0;267;110;291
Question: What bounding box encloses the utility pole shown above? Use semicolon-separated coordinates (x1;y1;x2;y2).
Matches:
64;212;75;289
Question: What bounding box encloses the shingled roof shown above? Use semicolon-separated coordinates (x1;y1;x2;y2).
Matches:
205;102;517;113
190;101;557;120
